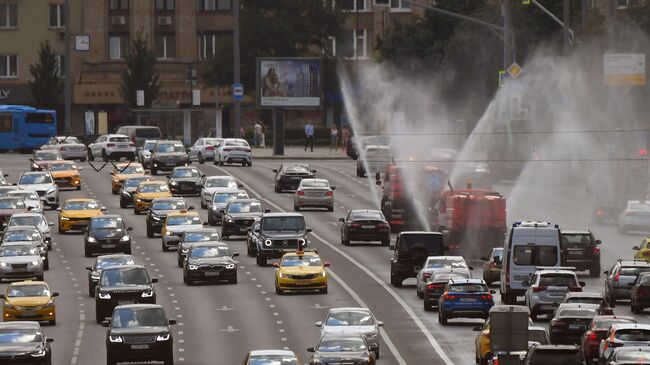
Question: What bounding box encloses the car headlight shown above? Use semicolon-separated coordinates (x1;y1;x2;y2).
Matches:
0;262;6;267
44;301;55;308
299;238;306;246
32;163;40;170
87;237;96;243
98;292;111;299
31;260;39;266
141;290;154;298
91;273;100;280
226;216;234;223
181;248;189;253
108;335;123;343
30;347;47;357
156;333;170;341
46;188;56;195
120;235;130;242
211;205;220;211
170;181;178;186
121;191;131;197
151;215;161;221
364;331;378;339
136;198;142;202
278;271;285;278
60;217;69;221
319;271;327;277
188;264;198;270
165;231;173;236
3;302;14;310
225;263;235;269
264;239;272;247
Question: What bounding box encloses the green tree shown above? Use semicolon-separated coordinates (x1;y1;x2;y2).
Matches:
29;41;63;109
119;31;160;108
628;1;650;34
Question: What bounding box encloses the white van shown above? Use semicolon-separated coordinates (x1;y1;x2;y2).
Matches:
500;221;562;304
356;144;392;177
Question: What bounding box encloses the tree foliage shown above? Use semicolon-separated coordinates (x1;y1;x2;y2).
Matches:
119;31;161;108
29;41;63;109
628;1;650;34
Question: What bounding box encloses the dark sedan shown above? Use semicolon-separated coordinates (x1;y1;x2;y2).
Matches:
339;209;390;246
0;321;53;365
145;197;189;238
580;315;637;363
119;176;152;208
423;269;470;311
182;242;238;285
559;291;613;315
167;166;204;196
273;163;316;192
307;334;376;365
84;215;133;257
150;141;191;175
221;199;265;239
176;228;221;267
631;272;650;314
85;254;136;297
549;303;600;345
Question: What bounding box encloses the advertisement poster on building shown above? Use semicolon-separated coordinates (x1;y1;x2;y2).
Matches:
84;111;95;134
256;58;322;108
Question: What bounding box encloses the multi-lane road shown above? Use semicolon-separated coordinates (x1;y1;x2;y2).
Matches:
1;154;648;365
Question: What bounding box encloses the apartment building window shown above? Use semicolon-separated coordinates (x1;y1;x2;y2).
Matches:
199;32;231;59
0;3;18;28
55;54;65;76
336;29;370;59
339;0;368;11
199;0;231;11
109;35;129;60
156;0;175;11
48;4;64;28
390;0;411;10
155;34;176;59
109;0;129;11
0;54;18;78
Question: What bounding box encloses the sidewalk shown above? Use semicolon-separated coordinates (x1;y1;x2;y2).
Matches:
252;146;351;160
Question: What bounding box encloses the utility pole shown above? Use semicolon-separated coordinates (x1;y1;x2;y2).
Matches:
233;0;241;138
503;0;513;69
581;0;588;32
63;0;71;135
563;0;570;56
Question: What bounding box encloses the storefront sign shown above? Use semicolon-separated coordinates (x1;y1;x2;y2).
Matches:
0;90;10;100
0;84;31;103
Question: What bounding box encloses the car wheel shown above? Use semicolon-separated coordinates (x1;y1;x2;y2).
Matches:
36;275;44;281
609;293;617;307
274;185;281;193
247;161;252;167
275;284;283;295
95;306;105;324
146;225;154;238
381;239;390;246
201;200;206;209
293;205;300;211
49;319;56;326
119;199;127;208
101;149;109;162
164;353;174;365
84;246;92;257
183;272;191;285
256;255;267;267
107;354;118;365
229;276;237;285
342;239;350;246
530;309;537;321
222;234;229;240
375;349;379;359
327;206;334;212
124;247;131;255
151;167;158;175
390;273;402;287
423;299;432;311
44;260;49;271
198;153;204;164
88;150;94;161
161;242;168;252
128;154;135;162
76;186;81;190
438;310;448;325
88;284;94;297
133;208;140;215
320;287;328;294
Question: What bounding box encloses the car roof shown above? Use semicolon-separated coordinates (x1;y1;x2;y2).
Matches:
64;198;97;202
426;256;465;260
156;140;182;144
103;264;145;270
5;225;40;230
97;254;134;260
612;323;650;331
328;307;371;313
249;350;297;357
227;199;259;204
400;231;443;236
282;251;319;258
557;303;600;310
561;230;591;235
167;211;200;217
114;303;163;310
565;291;603;298
191;242;228;248
9;213;44;218
531;344;579;351
263;212;303;218
592;315;636;321
9;280;47;287
90;214;121;220
49;160;76;165
320;333;365;341
0;321;41;329
1;242;37;247
618;260;650;267
182;228;219;234
536;269;577;275
449;278;485;285
20;171;51;175
140;181;167;185
206;175;234;180
106;134;129;138
301;178;328;183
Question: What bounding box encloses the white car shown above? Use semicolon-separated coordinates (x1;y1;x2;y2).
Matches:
188;138;223;164
88;134;136;162
215;139;252;167
415;256;470;298
7;190;43;213
200;175;239;208
137;139;159;168
41;136;88;161
7;213;54;250
356;144;392;177
315;307;384;358
16;171;59;209
523;268;584;320
618;200;650;234
293;178;335;212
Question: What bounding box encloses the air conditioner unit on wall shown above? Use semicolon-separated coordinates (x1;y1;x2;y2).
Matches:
111;15;126;26
158;16;173;26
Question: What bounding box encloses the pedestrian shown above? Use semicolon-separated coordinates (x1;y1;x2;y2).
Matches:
341;126;350;155
330;124;338;152
254;121;262;147
260;125;266;148
304;121;314;152
240;126;245;140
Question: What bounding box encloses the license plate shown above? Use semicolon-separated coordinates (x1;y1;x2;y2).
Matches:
13;267;27;272
21;311;37;317
118;301;135;305
460;298;477;303
569;324;585;330
568;251;583;255
181;186;192;191
240;228;249;232
362;225;375;229
118;145;128;149
204;272;220;277
165;163;176;167
131;344;149;350
102;244;117;248
295;280;311;285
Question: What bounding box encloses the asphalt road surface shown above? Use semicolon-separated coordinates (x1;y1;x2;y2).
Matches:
1;154;647;365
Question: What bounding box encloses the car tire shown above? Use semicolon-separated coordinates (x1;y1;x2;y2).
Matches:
102;149;109;162
76;186;81;190
327;206;334;212
247;161;252;167
198;153;204;164
342;239;350;246
438;310;448;325
95;306;105;324
146;225;154;238
423;299;432;311
88;150;94;161
164;353;174;365
247;244;254;257
128;154;135;162
201;200;206;209
107;354;118;365
183;272;192;285
119;199;127;208
390;273;402;288
44;260;49;271
609;293;617;307
151;167;158;175
530;309;537;321
124;247;131;255
375;349;379;359
229;277;237;285
84;247;92;257
49;319;56;326
381;239;390;246
294;205;300;211
275;284;283;295
36;275;44;281
274;185;281;193
256;255;267;267
222;234;229;240
161;242;168;252
88;284;94;297
320;287;328;294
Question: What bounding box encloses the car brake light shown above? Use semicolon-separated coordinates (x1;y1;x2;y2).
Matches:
206;146;214;151
107;143;115;147
428;283;443;290
297;191;305;196
423;273;431;279
551;319;565;326
223;148;233;152
593;246;600;255
489;262;498;269
625;212;633;216
376;223;386;229
586;331;599;344
613;273;620;282
349;223;360;229
129;142;135;147
131;136;136;143
480;294;493;300
60;146;66;151
532;286;547;292
325;191;333;196
443;293;457;300
596;210;605;216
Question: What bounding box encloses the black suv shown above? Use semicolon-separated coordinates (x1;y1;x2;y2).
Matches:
0;321;53;365
182;242;238;285
104;304;175;365
273;163;316;192
84;215;133;257
85;254;136;297
95;265;158;323
561;230;601;277
145;197;188;238
220;199;265;239
167;166;204;196
150;140;191;175
253;213;311;266
389;231;445;287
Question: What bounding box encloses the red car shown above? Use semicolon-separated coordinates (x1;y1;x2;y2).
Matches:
580;315;636;363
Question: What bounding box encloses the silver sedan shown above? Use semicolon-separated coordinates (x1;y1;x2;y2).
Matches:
293;179;335;212
618;200;650;234
0;242;44;281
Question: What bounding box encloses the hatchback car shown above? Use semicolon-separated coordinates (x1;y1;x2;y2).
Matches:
416;256;469;298
524;269;585;320
549;303;600;345
85;254;136;297
316;307;384;358
600;323;650;362
580;315;637;363
0;281;58;324
0;321;53;364
339;209;390;246
619;200;650;234
438;278;495;325
604;260;650;306
293;178;335;211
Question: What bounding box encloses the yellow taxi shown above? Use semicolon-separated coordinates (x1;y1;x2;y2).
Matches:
57;198;105;233
133;181;172;214
111;162;145;194
274;251;329;295
634;237;650;262
48;160;82;190
1;281;59;325
161;210;204;251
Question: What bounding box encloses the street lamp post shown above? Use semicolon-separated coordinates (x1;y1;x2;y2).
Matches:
63;0;71;135
233;0;241;138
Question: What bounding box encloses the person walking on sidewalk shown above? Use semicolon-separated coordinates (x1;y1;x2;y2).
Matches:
304;121;314;152
341;126;350;155
254;121;262;147
329;124;338;152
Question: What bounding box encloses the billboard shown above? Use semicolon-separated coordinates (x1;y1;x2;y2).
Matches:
257;58;322;108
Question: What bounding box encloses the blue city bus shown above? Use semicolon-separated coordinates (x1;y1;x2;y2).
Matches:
0;105;57;151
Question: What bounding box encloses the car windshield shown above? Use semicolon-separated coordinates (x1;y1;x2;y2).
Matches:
189;246;230;258
225;140;249;147
429;272;470;282
0;329;41;344
530;351;583;365
9;216;45;227
151;200;186;210
262;217;305;232
184;232;220;242
566;297;604;306
248;355;299;365
425;258;467;269
351;211;384;220
92;217;124;229
8;284;49;297
529;330;549;344
140;184;169;193
49;162;78;171
629;202;650;211
227;202;262;213
124;178;149;188
400;234;443;252
118;165;144;174
109;137;130;143
615;329;650;341
281;255;321;267
282;164;310;174
539;274;577;287
448;284;488;293
621;267;650;276
135;128;161;138
112;307;167;328
594;319;637;331
64;200;99;210
100;267;150;286
156;143;184;153
0;198;25;209
57;136;81;144
558;307;599;318
318;338;366;352
616;351;650;362
144;142;156;150
19;174;53;184
214;192;245;203
513;245;558;266
96;257;135;269
8;192;39;201
301;180;329;188
325;311;374;326
0;244;38;256
205;177;236;188
4;229;39;242
171;168;200;178
167;216;201;226
34;152;60;160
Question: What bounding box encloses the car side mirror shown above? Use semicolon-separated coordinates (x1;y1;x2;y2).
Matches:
169;319;177;325
52;292;59;297
188;206;195;211
272;263;279;268
254;228;260;233
331;186;336;190
101;320;111;327
46;337;54;343
127;227;133;231
494;257;502;264
272;169;278;173
369;344;378;352
377;321;384;327
85;266;92;271
237;184;243;188
48;222;54;226
338;218;345;223
604;271;609;275
323;262;331;267
2;174;7;177
151;278;159;283
634;246;640;250
201;174;206;178
314;321;324;327
521;281;530;287
233;252;239;257
100;206;107;211
472;326;482;332
78;167;84;171
312;170;317;173
489;289;496;294
219;209;225;214
307;347;315;353
389;245;395;250
203;222;210;226
56;207;61;211
579;281;586;287
306;228;312;233
596;239;602;245
264;209;271;213
468;266;475;271
375;180;382;186
0;294;5;299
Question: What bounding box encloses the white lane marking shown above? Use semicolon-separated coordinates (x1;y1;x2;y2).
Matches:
221;325;240;333
209;164;444;365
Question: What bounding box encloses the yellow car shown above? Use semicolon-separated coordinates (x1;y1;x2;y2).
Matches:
133;181;172;214
274;251;329;295
111;162;145;194
57;198;105;233
474;317;535;365
161;210;204;251
634;237;650;262
48;160;82;190
1;280;58;325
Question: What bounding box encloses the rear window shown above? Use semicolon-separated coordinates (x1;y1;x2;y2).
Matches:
562;234;593;246
629;202;650;211
350;211;384;221
539;274;577;287
225;140;249;147
25;113;54;124
400;234;443;252
513;245;558;266
615;351;650;362
529;330;549;344
529;350;583;365
615;329;650;341
594;318;637;331
135;128;161;138
109;137;130;143
448;284;487;293
566;297;604;306
620;267;650;276
558;307;599;318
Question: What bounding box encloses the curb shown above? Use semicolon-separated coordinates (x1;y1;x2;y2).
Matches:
253;156;351;161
